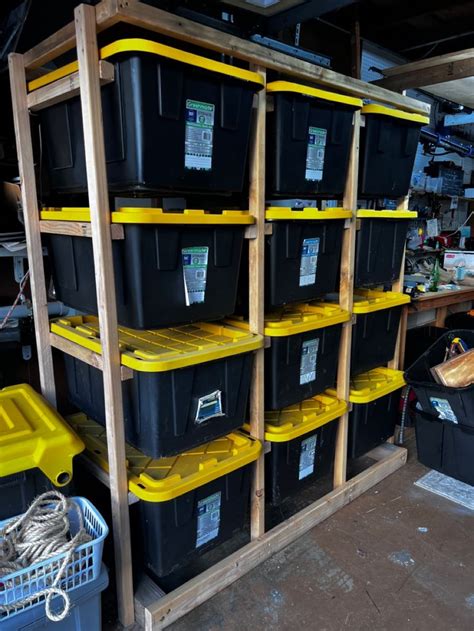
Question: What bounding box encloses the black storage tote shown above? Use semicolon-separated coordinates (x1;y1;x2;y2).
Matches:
31;38;264;195
329;367;404;459
355;209;416;287
262;393;345;505
42;207;253;329
405;329;474;425
413;405;474;486
265;207;350;308
68;413;261;577
351;289;409;376
0;383;84;519
52;315;262;459
228;301;349;410
359;105;429;198
266;81;362;197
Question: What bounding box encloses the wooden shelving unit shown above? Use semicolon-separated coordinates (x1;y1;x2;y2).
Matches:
9;2;430;628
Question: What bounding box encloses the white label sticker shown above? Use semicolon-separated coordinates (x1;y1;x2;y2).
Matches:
300;338;319;385
195;390;225;424
185;99;215;171
299;237;319;287
182;246;209;305
196;491;221;548
430;397;458;423
299;435;317;480
305;126;327;181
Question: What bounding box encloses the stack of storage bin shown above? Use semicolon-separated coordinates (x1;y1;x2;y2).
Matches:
359;105;429;200
0;383;84;520
68;413;261;577
406;329;474;486
243;82;363;504
342;102;429;459
31;38;266;575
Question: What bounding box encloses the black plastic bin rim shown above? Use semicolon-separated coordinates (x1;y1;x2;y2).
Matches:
41;207;255;226
361;104;429;125
267;80;362;109
28;38;265;92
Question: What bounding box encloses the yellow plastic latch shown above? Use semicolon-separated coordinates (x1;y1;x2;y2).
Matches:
267;81;362;109
51;316;263;373
352;289;410;314
245;393;347;442
41;207;255;225
265;208;352;221
328;367;405;404
0;384;84;485
362;104;429;125
226;302;350;337
356;209;418;219
28;38;264;92
67;413;261;502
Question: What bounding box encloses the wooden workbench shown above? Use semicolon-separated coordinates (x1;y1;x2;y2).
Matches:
398;286;474;366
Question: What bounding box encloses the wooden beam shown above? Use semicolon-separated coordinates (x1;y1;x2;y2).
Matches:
334;110;360;488
27;60;114;111
74;5;134;626
110;0;428;114
380;48;474;78
375;56;474;92
50;332;133;380
135;443;407;630
388;195;409;371
248;66;266;540
21;0;429;113
40;220;124;240
23;0;119;71
8;54;57;407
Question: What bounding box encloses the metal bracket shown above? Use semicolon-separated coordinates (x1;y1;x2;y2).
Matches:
263;440;272;454
344;217;353;229
13;256;26;283
264;336;272;349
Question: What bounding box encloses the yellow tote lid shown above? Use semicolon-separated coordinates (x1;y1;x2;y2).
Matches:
362;104;429;125
266;208;352;221
357;209;418;219
28;38;264;92
0;384;84;485
227;303;350;337
329;367;405;404
352;289;410;314
259;394;346;442
267;81;362;108
67;413;261;502
41;207;255;225
51;316;263;373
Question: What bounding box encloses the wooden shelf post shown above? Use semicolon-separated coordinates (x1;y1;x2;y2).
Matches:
248;66;266;539
334;110;361;488
8;54;57;406
74;5;134;626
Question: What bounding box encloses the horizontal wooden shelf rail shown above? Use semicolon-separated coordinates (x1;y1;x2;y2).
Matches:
40;220;124;239
50;332;133;380
27;59;114;111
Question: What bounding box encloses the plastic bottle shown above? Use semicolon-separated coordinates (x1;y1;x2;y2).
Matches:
429;257;440;292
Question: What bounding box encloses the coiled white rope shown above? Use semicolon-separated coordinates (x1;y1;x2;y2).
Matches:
0;491;91;622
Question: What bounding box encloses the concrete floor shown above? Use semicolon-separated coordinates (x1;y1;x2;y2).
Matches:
165;432;474;631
